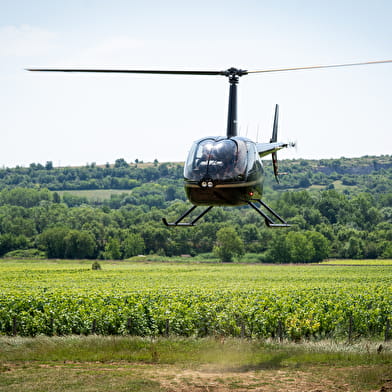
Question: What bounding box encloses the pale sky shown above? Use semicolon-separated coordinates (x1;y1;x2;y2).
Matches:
1;0;391;167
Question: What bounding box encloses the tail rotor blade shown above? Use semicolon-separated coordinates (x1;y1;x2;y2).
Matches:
271;104;279;182
272;151;279;183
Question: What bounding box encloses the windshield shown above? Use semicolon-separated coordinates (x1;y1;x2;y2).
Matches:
184;138;248;181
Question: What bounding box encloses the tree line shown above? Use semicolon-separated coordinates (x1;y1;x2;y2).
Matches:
0;155;391;262
1;156;391;194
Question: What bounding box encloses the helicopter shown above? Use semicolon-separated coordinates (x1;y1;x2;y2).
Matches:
27;60;392;227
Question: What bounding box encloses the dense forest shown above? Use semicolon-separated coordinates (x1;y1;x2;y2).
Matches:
0;155;391;262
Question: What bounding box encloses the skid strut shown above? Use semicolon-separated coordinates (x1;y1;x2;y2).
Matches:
248;199;290;227
163;205;213;227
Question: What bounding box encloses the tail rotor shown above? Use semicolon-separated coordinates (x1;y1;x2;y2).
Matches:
271;104;280;183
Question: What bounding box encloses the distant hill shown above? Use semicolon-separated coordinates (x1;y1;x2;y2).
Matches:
0;155;391;261
0;155;391;196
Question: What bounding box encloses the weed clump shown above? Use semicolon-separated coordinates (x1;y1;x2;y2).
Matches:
92;261;102;270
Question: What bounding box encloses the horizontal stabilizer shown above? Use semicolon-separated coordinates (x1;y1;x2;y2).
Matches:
256;141;289;157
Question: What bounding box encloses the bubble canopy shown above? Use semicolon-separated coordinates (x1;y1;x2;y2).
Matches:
184;137;259;182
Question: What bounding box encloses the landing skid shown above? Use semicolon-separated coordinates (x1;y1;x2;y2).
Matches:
162;205;213;227
248;199;291;227
163;199;290;227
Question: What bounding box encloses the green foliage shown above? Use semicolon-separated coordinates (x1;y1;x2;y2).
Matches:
39;228;96;259
92;261;102;270
286;231;315;263
267;230;329;263
64;230;96;259
344;236;364;259
104;238;121;260
0;156;390;262
114;158;129;168
0;261;390;340
306;231;330;262
0;155;390;193
123;233;145;258
0;233;29;256
213;227;244;262
38;228;70;258
3;249;46;259
0;187;51;207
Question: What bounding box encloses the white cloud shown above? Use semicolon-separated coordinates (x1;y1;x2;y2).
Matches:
0;25;57;57
77;36;146;64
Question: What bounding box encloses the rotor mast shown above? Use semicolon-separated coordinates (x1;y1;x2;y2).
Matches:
224;68;247;138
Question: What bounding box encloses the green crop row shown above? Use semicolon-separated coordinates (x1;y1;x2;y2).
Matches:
0;288;390;340
0;260;391;340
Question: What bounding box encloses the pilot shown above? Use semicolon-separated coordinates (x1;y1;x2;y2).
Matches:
196;145;211;169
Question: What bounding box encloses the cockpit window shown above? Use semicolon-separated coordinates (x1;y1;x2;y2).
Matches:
184;138;248;181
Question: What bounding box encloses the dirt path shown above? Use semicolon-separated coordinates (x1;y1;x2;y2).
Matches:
2;361;390;391
141;364;388;392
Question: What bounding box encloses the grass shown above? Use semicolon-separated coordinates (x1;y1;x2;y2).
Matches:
321;259;392;265
0;336;390;391
1;336;390;365
57;189;132;201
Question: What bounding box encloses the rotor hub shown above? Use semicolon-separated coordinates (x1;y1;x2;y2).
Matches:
221;67;248;83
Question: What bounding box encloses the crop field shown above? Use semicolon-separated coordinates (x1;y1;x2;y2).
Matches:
0;260;391;391
0;260;391;340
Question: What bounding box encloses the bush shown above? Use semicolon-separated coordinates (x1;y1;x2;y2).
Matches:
92;261;102;270
3;249;46;259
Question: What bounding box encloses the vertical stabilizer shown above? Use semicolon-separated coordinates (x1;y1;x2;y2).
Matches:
270;104;279;143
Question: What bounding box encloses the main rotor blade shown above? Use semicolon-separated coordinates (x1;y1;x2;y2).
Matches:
26;68;223;76
27;60;392;77
247;59;392;74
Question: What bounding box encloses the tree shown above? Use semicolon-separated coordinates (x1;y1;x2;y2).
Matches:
165;185;177;201
64;230;96;259
267;232;290;263
0;233;28;256
114;158;129;168
381;242;392;258
213;227;244;262
241;224;262;252
285;231;315;263
122;233;145;258
0;187;51;208
351;194;381;230
344;236;363;259
104;237;122;260
305;231;330;262
38;227;69;258
267;231;319;263
191;222;217;253
316;190;350;224
241;224;259;243
52;192;61;203
141;227;168;254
